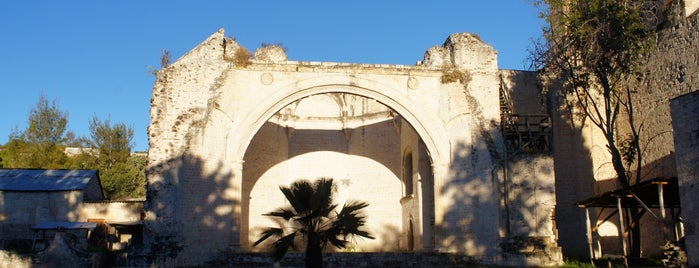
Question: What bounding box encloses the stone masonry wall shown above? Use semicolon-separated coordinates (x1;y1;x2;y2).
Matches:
244;120;404;252
145;29;559;266
80;201;143;222
552;1;699;258
499;69;560;260
626;2;699;181
0;191;82;240
670;90;699;266
625;1;699;259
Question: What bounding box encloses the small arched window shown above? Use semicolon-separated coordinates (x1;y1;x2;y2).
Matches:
408;219;415;251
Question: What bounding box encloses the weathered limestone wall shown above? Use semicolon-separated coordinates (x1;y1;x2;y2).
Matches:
399;116;428;251
80;200;143;222
0;191;82;240
422;33;505;260
499;69;560;262
670;90;699;266
145;29;558;266
244;119;404;252
620;1;699;258
506;154;556;233
499;70;546;115
627;3;699;181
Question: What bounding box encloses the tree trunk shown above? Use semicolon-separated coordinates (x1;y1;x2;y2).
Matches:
305;235;323;268
608;134;642;260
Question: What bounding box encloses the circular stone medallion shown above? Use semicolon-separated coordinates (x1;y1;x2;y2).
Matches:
407;76;419;90
260;73;274;85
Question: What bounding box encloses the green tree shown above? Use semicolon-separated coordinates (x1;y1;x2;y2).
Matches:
84;116;142;199
0;95;68;168
532;0;658;260
98;155;146;199
87;116;133;166
63;118;145;199
63;150;97;170
254;178;374;268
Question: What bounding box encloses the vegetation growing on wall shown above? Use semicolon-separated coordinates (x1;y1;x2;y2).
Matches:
440;68;472;86
231;45;251;67
148;49;172;76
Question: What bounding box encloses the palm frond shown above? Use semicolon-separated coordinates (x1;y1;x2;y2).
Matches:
259;178;373;263
264;208;296;221
340;200;370;213
330;200;373;239
325;234;347;249
253;227;284;247
310;178;334;213
350;229;375;240
271;232;297;261
281;179;314;214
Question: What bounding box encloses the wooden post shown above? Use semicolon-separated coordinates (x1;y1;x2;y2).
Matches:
658;183;666;219
658;183;671;241
585;207;595;263
617;196;629;267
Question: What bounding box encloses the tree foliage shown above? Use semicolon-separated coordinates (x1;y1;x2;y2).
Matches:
533;0;658;188
87;117;134;167
0;95;146;199
97;154;146;199
254;178;374;268
532;0;659;260
0;95;68;168
82;116;142;199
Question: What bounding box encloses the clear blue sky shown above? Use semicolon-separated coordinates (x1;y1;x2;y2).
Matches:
0;1;544;152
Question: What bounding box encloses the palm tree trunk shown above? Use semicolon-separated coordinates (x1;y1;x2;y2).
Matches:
305;234;323;268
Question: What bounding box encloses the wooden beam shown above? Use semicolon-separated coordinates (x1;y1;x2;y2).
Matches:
617;197;629;267
586;208;596;262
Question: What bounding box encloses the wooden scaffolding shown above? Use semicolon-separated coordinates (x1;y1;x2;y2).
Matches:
577;177;685;266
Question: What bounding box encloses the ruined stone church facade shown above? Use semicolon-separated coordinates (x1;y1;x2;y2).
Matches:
142;1;699;266
143;30;559;266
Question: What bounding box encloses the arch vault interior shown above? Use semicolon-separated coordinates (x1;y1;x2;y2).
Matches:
242;92;434;252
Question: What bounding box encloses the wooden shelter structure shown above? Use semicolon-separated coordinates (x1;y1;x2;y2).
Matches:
577;177;684;265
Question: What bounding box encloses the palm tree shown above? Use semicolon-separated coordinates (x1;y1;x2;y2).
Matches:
253;178;374;268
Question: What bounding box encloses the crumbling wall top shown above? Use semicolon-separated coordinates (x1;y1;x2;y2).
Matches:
253;44;287;63
420;32;498;72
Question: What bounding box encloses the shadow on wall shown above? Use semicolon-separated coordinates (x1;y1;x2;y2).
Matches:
504;154;556;253
141;155;240;266
242;119;404;251
550;86;596;258
0;188;84;253
438;136;502;257
437;85;559;263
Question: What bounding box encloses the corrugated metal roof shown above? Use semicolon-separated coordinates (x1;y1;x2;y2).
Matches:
33;221;98;230
0;169;98;191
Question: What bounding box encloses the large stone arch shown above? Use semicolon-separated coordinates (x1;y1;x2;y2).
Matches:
230;79;448;251
227;76;450;168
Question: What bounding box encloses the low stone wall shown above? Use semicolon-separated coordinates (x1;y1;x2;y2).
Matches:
81;200;143;222
204;251;562;267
